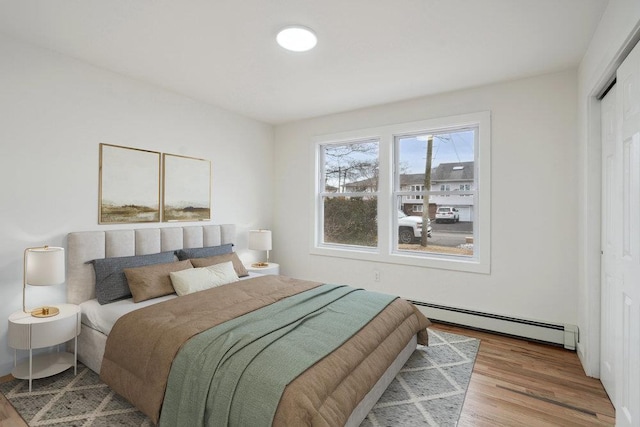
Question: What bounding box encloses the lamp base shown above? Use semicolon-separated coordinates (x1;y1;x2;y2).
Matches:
251;262;269;268
31;306;59;318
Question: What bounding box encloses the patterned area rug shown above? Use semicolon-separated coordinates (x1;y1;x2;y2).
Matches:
1;330;478;427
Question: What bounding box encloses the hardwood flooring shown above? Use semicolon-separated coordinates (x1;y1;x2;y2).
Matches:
0;324;615;426
0;374;26;427
430;323;616;427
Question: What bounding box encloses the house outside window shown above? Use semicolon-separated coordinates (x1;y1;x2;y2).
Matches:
398;163;474;220
314;111;490;273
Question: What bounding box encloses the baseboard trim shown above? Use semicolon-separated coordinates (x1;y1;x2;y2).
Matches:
411;300;578;350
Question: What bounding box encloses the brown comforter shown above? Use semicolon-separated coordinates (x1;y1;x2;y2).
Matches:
100;275;430;425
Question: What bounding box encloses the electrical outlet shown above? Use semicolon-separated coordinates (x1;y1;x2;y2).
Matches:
374;270;380;282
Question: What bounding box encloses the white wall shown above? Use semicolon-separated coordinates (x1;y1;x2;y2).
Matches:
274;70;578;327
577;2;640;376
0;35;274;375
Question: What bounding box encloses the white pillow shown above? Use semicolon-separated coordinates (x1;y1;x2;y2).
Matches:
204;261;240;285
169;261;239;296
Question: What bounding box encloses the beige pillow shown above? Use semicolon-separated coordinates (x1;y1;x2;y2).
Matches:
189;252;249;277
124;260;193;303
170;261;239;296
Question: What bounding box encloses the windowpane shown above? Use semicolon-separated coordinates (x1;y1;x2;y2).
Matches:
395;128;476;258
323;141;378;193
320;140;379;248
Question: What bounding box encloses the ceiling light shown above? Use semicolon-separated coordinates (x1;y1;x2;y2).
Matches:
276;26;317;52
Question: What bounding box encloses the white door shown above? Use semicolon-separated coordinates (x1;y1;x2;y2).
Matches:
613;39;640;427
600;84;618;404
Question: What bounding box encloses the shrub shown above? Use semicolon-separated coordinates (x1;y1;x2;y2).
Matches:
323;197;377;246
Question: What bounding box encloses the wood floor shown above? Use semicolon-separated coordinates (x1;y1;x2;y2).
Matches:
432;323;616;427
0;323;615;427
0;372;25;427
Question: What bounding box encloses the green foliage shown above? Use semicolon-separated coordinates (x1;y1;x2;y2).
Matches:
324;197;377;246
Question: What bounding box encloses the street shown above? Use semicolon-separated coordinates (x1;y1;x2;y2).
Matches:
429;221;473;247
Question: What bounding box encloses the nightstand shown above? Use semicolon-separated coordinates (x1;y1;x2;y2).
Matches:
245;262;280;276
8;303;81;391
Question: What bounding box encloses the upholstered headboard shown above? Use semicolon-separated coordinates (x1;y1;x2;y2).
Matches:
66;224;236;304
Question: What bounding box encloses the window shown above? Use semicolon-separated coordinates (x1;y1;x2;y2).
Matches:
407;185;425;200
318;139;379;248
314;111;490;273
395;128;475;257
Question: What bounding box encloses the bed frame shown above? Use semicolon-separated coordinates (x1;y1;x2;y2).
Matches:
66;224;415;426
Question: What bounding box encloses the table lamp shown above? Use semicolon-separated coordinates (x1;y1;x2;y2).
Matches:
23;246;65;318
248;230;272;268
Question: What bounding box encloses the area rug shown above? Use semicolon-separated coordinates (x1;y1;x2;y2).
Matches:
0;330;478;427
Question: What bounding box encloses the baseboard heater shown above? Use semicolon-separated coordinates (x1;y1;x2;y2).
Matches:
410;300;579;350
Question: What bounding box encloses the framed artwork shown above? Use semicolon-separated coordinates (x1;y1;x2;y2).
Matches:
162;153;211;222
99;143;161;224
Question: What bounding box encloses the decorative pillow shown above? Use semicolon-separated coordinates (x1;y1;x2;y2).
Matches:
175;244;234;261
124;260;193;303
92;251;177;305
189;252;249;277
169;261;239;296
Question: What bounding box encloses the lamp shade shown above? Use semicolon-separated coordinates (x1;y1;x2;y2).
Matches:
25;246;65;286
248;230;272;251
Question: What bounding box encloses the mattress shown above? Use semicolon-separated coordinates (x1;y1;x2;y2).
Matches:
80;294;176;335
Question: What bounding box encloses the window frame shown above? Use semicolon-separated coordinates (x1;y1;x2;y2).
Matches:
312;111;491;274
315;137;380;252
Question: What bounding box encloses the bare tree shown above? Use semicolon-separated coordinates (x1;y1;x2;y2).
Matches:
324;143;378;192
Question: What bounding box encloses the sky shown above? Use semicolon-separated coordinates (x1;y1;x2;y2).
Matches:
399;129;475;174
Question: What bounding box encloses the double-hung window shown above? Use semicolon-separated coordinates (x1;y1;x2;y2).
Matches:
314;111;490;273
317;139;379;249
394;127;476;257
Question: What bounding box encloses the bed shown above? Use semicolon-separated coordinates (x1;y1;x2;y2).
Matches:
66;224;430;426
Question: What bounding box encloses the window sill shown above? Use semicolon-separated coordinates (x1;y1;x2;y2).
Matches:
310;245;490;274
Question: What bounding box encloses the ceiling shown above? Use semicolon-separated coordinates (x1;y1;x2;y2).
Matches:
0;0;608;124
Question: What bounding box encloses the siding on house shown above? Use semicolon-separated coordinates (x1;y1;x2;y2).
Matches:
401;162;475;218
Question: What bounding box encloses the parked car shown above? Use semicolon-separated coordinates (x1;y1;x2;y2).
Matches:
398;210;432;243
435;206;460;223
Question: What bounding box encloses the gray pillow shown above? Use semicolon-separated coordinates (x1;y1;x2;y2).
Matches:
175;244;233;261
92;251;177;305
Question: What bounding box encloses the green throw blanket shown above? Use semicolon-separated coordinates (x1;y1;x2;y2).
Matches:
159;284;397;427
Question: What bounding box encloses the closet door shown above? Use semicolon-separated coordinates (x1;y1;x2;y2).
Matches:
600;84;618;404
614;38;640;427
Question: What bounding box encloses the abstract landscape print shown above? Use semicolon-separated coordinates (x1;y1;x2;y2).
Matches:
162;153;211;222
99;143;161;224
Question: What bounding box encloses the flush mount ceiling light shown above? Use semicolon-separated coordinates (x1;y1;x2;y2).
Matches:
276;26;317;52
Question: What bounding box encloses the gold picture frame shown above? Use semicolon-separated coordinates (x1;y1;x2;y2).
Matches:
162;153;211;222
99;143;161;224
